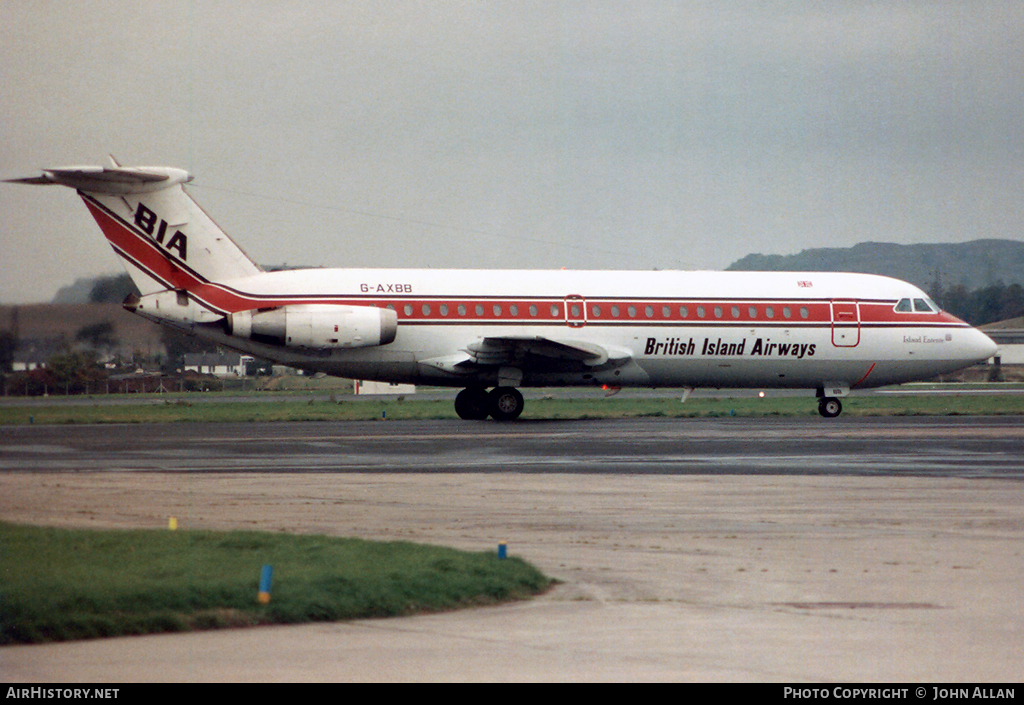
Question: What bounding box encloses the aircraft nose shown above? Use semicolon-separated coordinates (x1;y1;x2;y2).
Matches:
967;328;998;364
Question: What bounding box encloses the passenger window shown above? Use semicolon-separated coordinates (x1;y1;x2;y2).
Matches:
509;304;519;316
611;305;620;318
783;306;791;319
765;307;774;319
696;306;705;318
439;304;448;316
895;298;913;312
592;305;601;317
800;306;809;319
458;304;467;316
748;306;757;319
550;304;560;317
529;305;538;316
493;304;502;316
422;304;431;316
627;305;637;318
645;306;654;318
662;305;671;318
714;306;723;318
679;306;689;318
475;304;484;316
731;306;740;319
404;304;413;316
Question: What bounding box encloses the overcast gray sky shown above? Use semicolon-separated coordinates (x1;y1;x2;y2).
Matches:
2;1;1023;303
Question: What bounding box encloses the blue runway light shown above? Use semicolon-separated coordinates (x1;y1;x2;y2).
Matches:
258;564;273;604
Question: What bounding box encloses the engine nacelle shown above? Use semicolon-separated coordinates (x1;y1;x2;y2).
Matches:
229;304;397;349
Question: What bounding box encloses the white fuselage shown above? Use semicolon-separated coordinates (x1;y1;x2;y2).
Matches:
175;267;997;392
7;165;996;402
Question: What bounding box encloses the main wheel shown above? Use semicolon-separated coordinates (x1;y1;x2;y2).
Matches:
454;387;489;420
488;386;524;421
818;397;842;418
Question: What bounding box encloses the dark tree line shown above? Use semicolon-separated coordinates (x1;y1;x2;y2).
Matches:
0;330;15;373
929;282;1024;327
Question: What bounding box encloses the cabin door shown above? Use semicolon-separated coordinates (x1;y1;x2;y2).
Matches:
830;300;861;347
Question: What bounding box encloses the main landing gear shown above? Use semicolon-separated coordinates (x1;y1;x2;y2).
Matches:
817;397;843;418
455;386;525;421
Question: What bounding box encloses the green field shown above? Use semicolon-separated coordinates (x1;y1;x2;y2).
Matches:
0;522;552;645
1;387;1023;424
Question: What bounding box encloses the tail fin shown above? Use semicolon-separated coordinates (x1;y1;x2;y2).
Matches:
6;161;261;301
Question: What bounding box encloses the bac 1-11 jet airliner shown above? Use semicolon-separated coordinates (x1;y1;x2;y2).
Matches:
6;160;998;420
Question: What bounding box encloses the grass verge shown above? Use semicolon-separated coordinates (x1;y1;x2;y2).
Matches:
0;522;553;645
525;393;1024;418
1;390;1023;424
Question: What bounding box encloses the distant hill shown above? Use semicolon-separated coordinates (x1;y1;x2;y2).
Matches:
50;268;305;304
726;239;1024;292
52;277;104;304
50;274;138;305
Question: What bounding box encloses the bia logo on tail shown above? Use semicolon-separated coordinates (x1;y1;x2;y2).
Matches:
134;203;187;261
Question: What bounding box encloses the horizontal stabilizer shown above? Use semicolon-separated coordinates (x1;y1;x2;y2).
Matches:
5;175;54;185
4;165;192;194
6;160;259;298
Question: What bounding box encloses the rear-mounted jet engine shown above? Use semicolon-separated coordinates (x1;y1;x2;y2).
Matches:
229;304;397;350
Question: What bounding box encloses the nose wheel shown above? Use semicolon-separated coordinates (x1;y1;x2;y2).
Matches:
818;397;843;418
454;386;525;420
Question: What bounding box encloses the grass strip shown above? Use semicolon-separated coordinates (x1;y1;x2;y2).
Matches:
525;394;1024;418
0;522;552;645
1;392;1023;425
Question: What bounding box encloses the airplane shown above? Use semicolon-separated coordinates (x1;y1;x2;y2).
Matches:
6;160;998;420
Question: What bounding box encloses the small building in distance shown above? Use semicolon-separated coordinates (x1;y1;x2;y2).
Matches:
11;346;54;372
354;380;416;395
981;318;1024;365
183;352;253;377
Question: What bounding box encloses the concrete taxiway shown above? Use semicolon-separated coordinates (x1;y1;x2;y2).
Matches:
1;417;1022;681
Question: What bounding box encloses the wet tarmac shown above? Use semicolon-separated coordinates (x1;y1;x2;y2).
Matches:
2;416;1024;478
2;417;1023;681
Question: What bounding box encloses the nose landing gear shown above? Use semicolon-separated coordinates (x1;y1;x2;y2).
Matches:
818;397;843;418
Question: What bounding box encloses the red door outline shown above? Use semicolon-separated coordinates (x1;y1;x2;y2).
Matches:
564;295;587;328
831;300;861;347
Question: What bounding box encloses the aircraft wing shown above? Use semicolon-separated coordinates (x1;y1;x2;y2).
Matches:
421;336;631;379
467;336;618;366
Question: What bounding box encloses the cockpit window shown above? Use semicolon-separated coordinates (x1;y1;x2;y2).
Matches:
895;297;939;313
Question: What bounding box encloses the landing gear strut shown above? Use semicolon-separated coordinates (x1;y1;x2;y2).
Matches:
454;386;525;421
818;397;842;418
